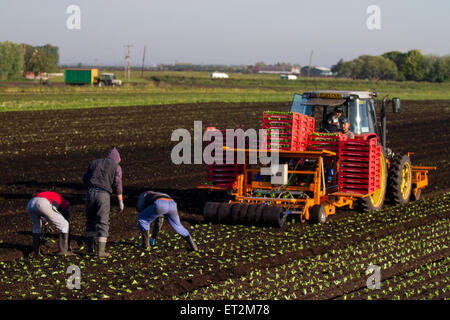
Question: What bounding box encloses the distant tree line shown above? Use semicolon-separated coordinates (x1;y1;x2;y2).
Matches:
0;41;59;80
332;49;450;82
0;42;24;80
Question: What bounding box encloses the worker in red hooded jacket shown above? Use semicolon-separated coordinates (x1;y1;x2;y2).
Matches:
83;147;124;257
27;191;72;256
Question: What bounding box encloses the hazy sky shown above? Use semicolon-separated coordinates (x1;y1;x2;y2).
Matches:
1;0;449;67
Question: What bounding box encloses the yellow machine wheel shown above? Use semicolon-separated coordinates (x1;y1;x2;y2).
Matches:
359;152;388;211
309;204;327;224
388;154;412;205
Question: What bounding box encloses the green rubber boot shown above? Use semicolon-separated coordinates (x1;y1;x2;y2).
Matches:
56;233;73;256
85;236;95;254
183;234;198;252
97;241;110;258
31;233;41;257
139;230;150;248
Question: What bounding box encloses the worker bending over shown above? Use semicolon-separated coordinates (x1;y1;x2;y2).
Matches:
27;191;72;256
136;191;198;251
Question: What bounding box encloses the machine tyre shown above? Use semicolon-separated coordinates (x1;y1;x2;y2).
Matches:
387;154;412;205
231;204;242;224
217;203;233;224
263;205;286;228
246;204;259;224
254;205;265;226
238;204;250;225
309;204;327;224
203;202;220;223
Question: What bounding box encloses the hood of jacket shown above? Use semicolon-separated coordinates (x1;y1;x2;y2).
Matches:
106;147;121;164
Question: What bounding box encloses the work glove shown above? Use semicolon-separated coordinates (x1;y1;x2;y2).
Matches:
119;200;125;212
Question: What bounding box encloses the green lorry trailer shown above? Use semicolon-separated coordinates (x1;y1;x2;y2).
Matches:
64;69;122;86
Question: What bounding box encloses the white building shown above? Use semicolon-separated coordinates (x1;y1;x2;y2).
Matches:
210;72;229;79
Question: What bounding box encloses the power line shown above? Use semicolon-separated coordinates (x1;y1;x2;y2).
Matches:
141;45;147;78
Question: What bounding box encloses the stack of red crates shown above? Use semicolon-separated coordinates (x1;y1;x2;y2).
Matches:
262;111;315;151
308;132;348;154
337;137;382;195
205;129;244;189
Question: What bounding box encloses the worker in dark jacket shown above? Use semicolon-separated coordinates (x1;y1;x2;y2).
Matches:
83;147;124;257
27;191;72;256
136;191;198;251
324;106;343;133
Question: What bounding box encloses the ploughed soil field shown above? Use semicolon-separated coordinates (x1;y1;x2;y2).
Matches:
0;100;449;300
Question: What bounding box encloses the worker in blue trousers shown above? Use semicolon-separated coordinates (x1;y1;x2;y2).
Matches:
136;191;198;251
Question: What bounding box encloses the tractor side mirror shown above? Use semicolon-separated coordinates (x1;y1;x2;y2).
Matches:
392;98;401;113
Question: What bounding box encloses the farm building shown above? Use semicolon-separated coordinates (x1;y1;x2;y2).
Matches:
252;64;300;75
301;66;334;77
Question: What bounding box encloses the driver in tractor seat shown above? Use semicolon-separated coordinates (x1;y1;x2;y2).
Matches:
324;106;343;133
340;117;355;139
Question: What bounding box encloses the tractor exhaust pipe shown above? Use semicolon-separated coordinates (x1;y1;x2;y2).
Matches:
381;95;401;154
381;95;388;153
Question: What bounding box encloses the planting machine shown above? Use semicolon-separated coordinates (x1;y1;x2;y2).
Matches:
199;91;435;227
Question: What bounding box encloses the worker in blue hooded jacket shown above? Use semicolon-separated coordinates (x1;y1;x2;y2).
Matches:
83;147;124;257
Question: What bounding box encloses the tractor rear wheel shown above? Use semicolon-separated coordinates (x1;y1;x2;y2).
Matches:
263;205;286;228
217;203;233;224
203;202;220;223
309;204;327;224
359;152;388;211
387;154;412;205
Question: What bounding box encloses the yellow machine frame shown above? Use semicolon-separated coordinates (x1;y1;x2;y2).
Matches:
212;147;435;221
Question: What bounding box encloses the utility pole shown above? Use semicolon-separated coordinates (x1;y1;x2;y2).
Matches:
307;50;314;78
124;45;132;83
141;45;147;78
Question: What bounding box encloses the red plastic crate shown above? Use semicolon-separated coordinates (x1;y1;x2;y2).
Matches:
337;138;381;195
308;132;347;154
203;128;245;189
262;111;315;151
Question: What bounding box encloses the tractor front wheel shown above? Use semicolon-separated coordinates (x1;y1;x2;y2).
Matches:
388;154;412;205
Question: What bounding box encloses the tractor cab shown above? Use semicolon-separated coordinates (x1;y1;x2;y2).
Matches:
290;90;401;152
290;91;382;135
